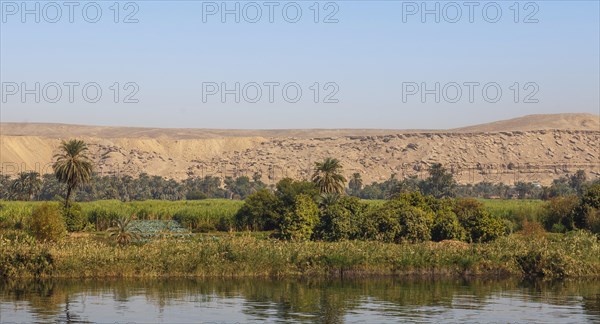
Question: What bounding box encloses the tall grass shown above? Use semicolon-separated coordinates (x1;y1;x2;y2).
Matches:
0;200;243;232
480;199;547;230
2;231;599;280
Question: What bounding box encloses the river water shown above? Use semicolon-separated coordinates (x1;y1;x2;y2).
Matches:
1;278;599;323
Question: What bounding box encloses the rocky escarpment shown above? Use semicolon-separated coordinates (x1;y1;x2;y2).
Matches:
2;129;598;186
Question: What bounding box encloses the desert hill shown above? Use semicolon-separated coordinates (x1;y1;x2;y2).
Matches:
1;113;598;185
453;113;600;132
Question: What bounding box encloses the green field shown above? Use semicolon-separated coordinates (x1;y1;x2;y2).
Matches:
0;199;244;233
0;198;548;233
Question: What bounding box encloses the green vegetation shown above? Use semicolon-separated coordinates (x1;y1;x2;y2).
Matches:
236;188;507;244
28;203;67;242
52;139;93;208
1;143;599;281
0;199;243;234
312;157;347;194
107;216;142;245
1;230;599;280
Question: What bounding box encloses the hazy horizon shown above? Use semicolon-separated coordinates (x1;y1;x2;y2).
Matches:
0;112;598;131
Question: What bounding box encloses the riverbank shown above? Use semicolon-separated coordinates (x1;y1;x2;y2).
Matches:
2;230;599;280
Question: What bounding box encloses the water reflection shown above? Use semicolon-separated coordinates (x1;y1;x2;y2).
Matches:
1;278;599;323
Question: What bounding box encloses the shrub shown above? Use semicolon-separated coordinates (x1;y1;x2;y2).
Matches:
317;197;366;241
107;216;141;245
431;209;466;242
516;250;569;279
280;194;319;241
0;236;54;279
361;204;402;242
397;206;433;243
551;222;567;234
63;203;88;232
520;220;546;239
585;208;600;235
318;204;351;241
216;216;234;232
389;191;435;213
543;196;579;231
235;189;281;231
29;203;66;242
186;190;208;200
275;178;319;207
575;183;600;232
453;198;505;242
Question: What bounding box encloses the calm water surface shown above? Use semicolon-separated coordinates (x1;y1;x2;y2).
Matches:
1;278;599;323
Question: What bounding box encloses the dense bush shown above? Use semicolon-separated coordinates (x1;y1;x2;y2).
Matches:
317;197;366;241
431;209;466;242
279;194;320;241
543;196;579;232
29;203;66;242
453;199;505;242
317;203;352;241
63;203;88;232
186;190;208;200
585;208;600;235
0;236;54;279
397;206;433;243
365;193;436;243
575;183;600;233
516;249;569;279
234;189;281;231
361;203;402;243
390;192;435;213
275;178;319;206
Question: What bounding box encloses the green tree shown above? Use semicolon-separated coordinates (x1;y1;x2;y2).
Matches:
514;182;535;199
543;195;579;232
235;189;281;231
575;183;600;231
348;173;363;196
397;206;433;243
275;178;318;206
10;171;42;200
421;163;456;198
431;209;466;241
53;140;93;208
311;158;347;194
548;177;575;198
569;170;587;195
453;198;505;242
317;196;367;241
280;194;320;240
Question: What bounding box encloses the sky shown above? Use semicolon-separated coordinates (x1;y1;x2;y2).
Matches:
1;0;599;129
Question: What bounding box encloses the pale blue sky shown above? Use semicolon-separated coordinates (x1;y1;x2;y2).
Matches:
1;1;599;129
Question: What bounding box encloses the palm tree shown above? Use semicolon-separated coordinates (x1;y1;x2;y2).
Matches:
311;158;346;194
348;173;363;196
107;216;141;245
10;171;42;200
53;140;93;208
317;192;341;208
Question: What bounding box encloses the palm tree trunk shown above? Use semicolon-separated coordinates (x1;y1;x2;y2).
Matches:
65;186;72;208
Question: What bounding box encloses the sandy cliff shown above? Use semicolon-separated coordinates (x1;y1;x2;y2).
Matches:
1;113;598;185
